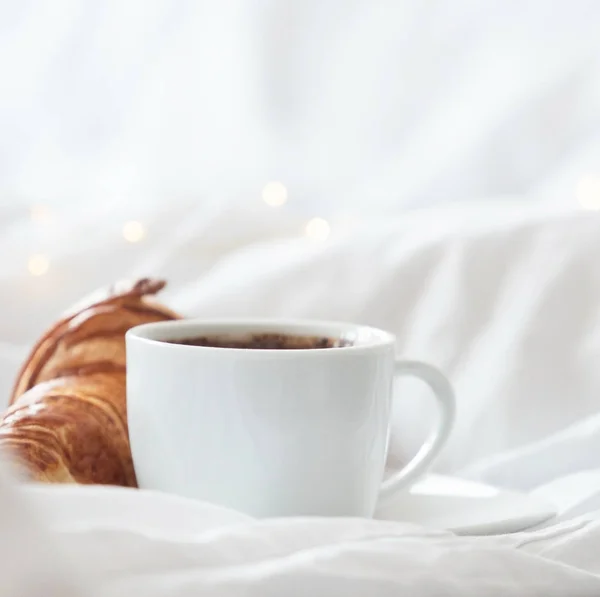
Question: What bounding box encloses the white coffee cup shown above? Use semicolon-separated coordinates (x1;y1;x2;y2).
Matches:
126;319;455;518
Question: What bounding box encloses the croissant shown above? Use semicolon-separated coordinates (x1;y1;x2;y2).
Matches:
0;278;180;486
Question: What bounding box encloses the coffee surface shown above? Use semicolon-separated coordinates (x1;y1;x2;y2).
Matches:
169;333;351;350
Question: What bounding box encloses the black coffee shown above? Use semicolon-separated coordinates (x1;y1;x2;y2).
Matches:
169;333;352;350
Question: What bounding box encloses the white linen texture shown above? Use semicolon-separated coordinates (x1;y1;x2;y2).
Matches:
2;206;600;595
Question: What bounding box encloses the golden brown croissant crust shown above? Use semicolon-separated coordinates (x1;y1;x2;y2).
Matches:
0;278;180;486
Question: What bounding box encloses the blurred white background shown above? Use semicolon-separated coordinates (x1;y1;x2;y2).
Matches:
1;0;600;355
2;0;600;216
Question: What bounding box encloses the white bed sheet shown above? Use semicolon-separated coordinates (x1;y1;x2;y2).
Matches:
1;203;599;468
4;201;599;469
3;468;600;595
2;204;600;593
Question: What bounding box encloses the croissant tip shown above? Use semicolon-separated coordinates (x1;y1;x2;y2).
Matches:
130;278;166;296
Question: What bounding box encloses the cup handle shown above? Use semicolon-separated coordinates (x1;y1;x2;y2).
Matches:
379;360;456;505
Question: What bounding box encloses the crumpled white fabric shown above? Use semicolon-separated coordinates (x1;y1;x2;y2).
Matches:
2;469;600;596
51;519;600;596
2;204;600;594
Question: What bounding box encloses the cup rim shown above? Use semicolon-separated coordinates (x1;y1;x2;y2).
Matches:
126;318;395;356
